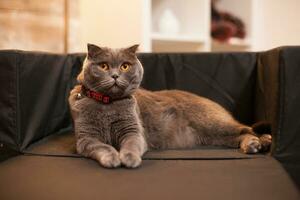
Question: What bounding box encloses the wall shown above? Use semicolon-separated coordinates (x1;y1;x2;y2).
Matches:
252;0;300;51
78;0;144;51
77;0;300;52
1;0;300;52
0;0;65;52
0;0;144;53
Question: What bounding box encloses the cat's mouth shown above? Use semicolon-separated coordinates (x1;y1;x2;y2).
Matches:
111;83;119;89
114;79;127;89
107;80;127;93
112;81;120;88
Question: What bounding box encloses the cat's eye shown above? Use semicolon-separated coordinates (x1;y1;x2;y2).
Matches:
98;63;109;71
120;63;131;72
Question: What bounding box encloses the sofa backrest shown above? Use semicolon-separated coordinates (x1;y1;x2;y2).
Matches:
0;50;259;151
139;53;258;125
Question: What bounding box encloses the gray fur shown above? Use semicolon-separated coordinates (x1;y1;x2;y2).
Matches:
69;44;271;168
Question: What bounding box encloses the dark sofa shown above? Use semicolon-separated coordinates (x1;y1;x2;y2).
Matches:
0;47;299;200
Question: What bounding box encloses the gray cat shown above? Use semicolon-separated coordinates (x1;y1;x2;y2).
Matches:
69;44;271;168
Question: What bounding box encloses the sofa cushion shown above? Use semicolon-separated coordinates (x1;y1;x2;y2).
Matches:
0;153;298;200
2;131;294;199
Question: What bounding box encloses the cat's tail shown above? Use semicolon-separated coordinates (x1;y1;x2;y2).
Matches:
252;121;272;135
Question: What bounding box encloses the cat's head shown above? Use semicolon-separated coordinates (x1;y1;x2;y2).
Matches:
78;43;143;99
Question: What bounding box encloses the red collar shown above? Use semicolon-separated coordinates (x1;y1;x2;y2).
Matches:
81;85;111;104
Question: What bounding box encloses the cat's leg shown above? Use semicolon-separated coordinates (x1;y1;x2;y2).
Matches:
119;133;147;168
208;124;271;154
236;126;272;154
76;136;121;168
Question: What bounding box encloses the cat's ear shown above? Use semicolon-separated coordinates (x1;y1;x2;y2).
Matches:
87;43;102;59
125;44;139;55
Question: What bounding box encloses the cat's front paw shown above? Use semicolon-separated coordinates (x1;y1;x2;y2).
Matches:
97;151;121;168
120;151;142;168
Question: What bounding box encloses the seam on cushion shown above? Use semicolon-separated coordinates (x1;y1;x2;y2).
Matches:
7;51;17;149
14;50;21;150
21;151;266;160
142;157;264;161
276;49;285;154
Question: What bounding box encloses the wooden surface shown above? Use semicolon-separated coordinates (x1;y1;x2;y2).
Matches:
0;0;65;52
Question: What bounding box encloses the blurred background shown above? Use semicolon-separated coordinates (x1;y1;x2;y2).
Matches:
0;0;300;53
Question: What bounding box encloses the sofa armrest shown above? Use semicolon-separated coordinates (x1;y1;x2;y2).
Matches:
256;46;300;187
255;48;281;153
0;50;85;155
0;50;20;160
257;46;300;159
276;47;300;160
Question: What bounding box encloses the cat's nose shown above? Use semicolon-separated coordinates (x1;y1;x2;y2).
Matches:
111;74;119;79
